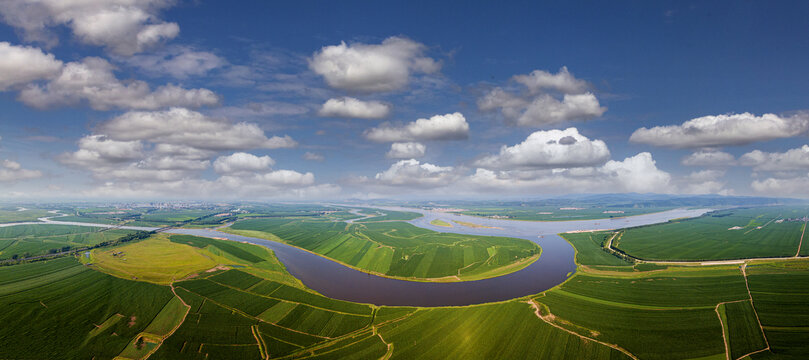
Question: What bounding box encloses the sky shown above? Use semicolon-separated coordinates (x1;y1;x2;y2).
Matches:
1;1;809;201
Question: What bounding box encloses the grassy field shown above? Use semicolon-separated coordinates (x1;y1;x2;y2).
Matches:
720;300;768;359
429;219;452;227
226;218;540;281
615;206;808;261
0;224;136;260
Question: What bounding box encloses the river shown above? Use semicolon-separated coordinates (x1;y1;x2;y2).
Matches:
1;206;710;306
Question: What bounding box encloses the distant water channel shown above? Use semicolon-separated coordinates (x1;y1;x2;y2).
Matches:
167;207;710;307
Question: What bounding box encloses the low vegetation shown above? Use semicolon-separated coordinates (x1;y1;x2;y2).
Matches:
226;217;540;281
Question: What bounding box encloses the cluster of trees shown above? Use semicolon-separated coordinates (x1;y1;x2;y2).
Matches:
1;230;154;266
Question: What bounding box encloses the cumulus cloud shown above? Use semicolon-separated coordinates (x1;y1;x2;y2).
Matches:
739;145;809;171
681;150;736;167
478;67;606;126
630;112;809;148
364;112;469;142
473;127;610;169
123;46;226;78
0;159;42;182
513;67;589;94
59;135;144;168
309;36;439;92
213;152;275;174
98;108;297;151
0;0;180;55
387;142;426;159
318;97;391;119
18;57;220;110
303;152;325;162
679;170;727;194
751;174;809;196
0;42;62;90
374;159;457;187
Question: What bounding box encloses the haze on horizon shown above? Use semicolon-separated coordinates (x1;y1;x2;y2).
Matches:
1;1;809;201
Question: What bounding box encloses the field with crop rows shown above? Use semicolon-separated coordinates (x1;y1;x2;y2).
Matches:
0;224;136;260
227;217;540;280
615;206;809;261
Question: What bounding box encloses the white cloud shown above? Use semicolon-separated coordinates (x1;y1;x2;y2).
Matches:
0;42;62;90
679;170;727;194
59;135;144;168
309;36;439;92
513;67;589;94
123;46;226;78
739;145;809;172
318;97;391;119
213;152;275;174
681;150;736;167
0;0;180;55
387;142;426;159
464;152;672;194
18;57;220;110
364;112;469;142
303;152;325;162
98;107;297;151
0;159;42;182
474;127;610;169
751;176;809;197
478;68;606;126
374;159;457;187
630;112;809;148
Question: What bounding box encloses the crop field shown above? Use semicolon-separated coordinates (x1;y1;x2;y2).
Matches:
376;301;630;359
561;231;634;267
0;206;53;223
615;206;809;261
0;257;174;359
227;217;540;281
719;300;767;359
747;261;809;358
0;224;136;260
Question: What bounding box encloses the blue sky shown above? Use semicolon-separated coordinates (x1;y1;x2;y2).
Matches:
1;1;809;200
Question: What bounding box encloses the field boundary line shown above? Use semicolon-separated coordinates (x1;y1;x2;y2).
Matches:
795;221;806;257
527;300;638;360
138;283;192;360
251;325;269;360
714;299;747;360
175;285;332;339
205;277;372;316
740;264;771;357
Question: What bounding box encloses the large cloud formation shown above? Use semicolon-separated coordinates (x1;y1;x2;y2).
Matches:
630;112;809;148
318;97;391;119
309;36;440;92
98;108;297;150
19;57;220;110
474;127;610;170
0;42;62;90
364;112;469;142
0;0;180;55
478;67;606;126
374;159;457;187
739;145;809;171
0;159;42;182
681;150;736;167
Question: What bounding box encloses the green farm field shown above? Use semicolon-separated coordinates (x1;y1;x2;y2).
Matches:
615;206;809;261
225;217;540;281
0;224;136;260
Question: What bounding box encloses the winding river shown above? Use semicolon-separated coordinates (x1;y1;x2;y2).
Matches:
3;207;710;307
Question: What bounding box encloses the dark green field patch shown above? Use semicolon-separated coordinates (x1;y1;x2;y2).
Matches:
169;235;264;263
723;300;767;359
